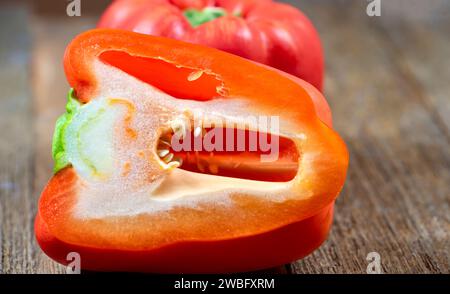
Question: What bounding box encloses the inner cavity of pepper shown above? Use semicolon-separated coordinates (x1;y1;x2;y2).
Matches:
157;121;299;182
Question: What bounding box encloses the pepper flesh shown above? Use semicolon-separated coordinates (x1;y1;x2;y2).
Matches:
35;29;348;273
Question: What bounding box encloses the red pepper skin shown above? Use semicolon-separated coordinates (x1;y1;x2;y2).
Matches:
36;201;334;273
98;0;324;91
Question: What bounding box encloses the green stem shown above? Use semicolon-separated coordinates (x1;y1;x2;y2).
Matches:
183;7;228;27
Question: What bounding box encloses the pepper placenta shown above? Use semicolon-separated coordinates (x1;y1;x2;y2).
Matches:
35;29;348;273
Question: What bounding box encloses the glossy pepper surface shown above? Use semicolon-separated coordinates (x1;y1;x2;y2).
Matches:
98;0;324;90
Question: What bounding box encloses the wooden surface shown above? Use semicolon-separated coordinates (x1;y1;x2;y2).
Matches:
0;0;449;274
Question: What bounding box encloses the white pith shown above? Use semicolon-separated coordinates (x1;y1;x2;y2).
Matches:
71;59;301;219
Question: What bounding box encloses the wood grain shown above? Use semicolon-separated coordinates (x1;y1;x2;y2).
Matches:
291;1;449;273
0;5;35;274
0;0;449;274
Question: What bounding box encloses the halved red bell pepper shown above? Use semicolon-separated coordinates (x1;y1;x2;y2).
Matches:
98;0;324;91
35;29;348;273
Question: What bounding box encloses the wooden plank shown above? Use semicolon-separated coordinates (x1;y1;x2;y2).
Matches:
290;1;449;273
377;20;450;139
0;5;35;274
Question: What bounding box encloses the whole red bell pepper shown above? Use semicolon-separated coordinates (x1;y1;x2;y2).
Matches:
98;0;324;91
35;29;347;273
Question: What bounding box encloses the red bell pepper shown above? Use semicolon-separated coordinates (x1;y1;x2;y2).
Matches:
35;29;348;273
98;0;324;91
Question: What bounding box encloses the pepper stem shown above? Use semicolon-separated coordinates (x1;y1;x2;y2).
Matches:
183;7;228;27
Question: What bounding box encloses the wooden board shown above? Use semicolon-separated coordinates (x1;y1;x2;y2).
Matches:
0;4;36;274
0;0;448;274
291;0;450;274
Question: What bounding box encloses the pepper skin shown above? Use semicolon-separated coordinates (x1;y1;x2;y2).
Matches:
35;29;348;273
98;0;324;91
